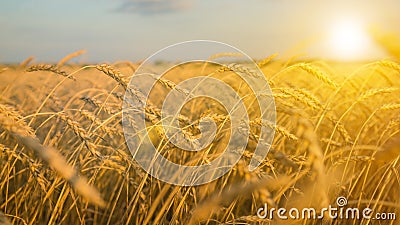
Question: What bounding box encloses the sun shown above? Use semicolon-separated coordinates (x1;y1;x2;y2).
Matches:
328;19;371;60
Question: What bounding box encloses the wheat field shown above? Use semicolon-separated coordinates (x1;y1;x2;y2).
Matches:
1;47;400;225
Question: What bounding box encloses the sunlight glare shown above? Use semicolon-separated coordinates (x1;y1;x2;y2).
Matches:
329;19;371;60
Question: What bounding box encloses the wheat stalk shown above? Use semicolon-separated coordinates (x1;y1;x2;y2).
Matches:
0;104;105;207
297;118;329;207
58;112;102;157
26;64;75;80
80;109;117;135
20;56;34;67
277;88;321;110
257;53;278;68
0;104;35;137
217;63;262;78
95;64;127;89
380;103;400;111
208;52;243;60
378;60;400;74
57;49;86;67
327;115;353;144
80;96;119;115
296;63;338;88
251;118;299;141
359;87;399;101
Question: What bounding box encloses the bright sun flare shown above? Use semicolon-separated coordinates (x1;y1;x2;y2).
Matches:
329;19;371;60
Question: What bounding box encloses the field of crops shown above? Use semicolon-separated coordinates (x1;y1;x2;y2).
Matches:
1;52;400;224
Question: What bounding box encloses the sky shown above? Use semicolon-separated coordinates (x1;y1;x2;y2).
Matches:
1;0;400;63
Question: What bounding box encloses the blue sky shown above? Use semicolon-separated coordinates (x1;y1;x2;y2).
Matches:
1;0;399;63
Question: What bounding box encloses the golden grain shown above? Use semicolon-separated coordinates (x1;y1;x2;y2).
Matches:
297;63;338;88
95;64;127;89
26;64;75;80
2;50;400;224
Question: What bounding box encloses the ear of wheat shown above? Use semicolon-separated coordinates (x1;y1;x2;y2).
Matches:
26;64;76;80
57;49;86;66
95;64;127;89
296;63;338;88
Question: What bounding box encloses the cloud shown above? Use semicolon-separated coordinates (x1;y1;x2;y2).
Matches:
116;0;191;14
